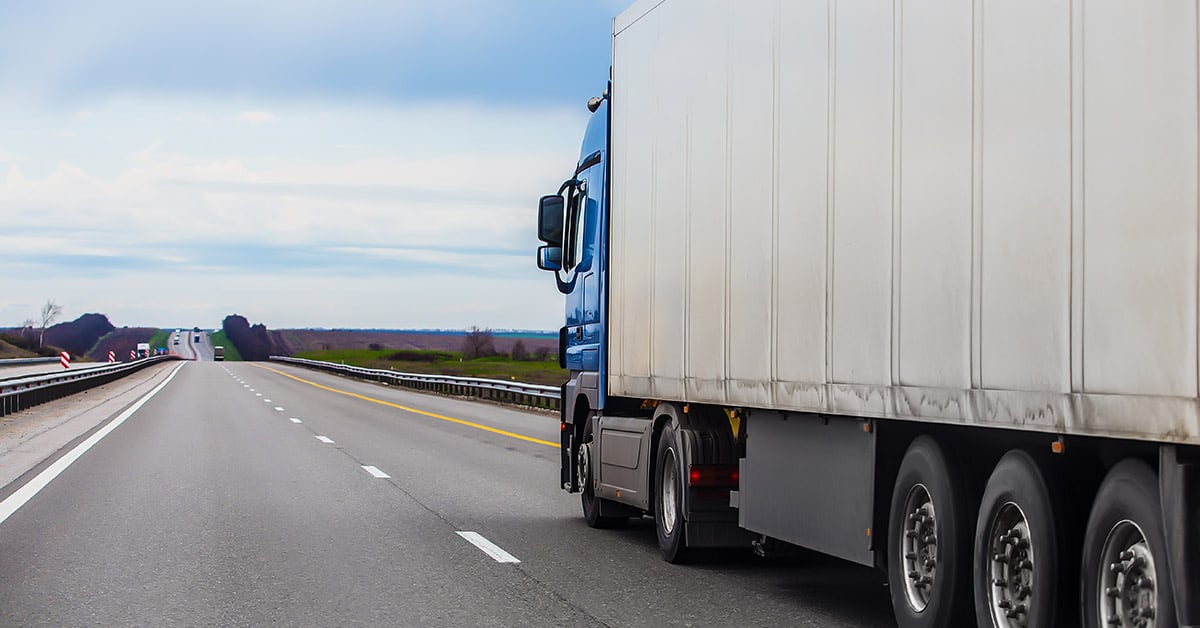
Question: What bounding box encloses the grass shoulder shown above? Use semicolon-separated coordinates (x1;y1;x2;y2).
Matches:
210;330;243;361
148;330;170;351
291;348;567;387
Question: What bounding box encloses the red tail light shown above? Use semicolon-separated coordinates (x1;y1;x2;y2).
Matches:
687;464;739;488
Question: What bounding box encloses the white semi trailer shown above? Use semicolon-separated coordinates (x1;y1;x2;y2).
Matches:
536;1;1199;627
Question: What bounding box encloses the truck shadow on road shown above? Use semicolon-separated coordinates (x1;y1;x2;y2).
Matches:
600;517;898;627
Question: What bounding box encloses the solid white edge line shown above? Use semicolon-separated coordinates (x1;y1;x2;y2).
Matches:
456;531;520;563
315;436;334;444
0;361;188;526
361;465;390;479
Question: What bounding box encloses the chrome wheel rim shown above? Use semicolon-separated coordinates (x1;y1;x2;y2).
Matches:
987;502;1034;627
1098;520;1158;628
900;483;938;612
577;440;592;494
660;447;678;535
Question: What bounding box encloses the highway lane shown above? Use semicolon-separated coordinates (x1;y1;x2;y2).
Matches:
190;330;214;361
168;329;211;361
0;361;895;626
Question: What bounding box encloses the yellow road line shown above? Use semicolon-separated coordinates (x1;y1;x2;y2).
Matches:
249;363;560;449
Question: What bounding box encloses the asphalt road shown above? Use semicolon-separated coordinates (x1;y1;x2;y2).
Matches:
0;361;896;626
168;329;210;361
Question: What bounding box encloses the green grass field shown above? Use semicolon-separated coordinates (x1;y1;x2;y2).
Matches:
148;330;170;351
210;330;243;361
291;348;567;387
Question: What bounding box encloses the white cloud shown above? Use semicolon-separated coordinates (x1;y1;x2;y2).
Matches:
0;96;585;328
235;110;279;124
133;142;161;161
175;113;216;125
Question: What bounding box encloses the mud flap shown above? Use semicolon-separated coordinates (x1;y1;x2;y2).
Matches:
1161;445;1200;627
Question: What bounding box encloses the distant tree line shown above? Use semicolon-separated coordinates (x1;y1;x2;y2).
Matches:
222;314;281;361
461;327;553;362
0;333;59;357
2;312;115;357
45;313;116;356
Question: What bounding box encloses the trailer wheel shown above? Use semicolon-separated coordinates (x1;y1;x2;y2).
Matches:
1080;459;1176;628
579;420;625;529
888;436;973;628
655;422;689;563
974;451;1063;628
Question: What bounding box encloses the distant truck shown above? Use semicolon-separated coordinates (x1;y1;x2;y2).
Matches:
535;2;1198;627
135;343;151;359
213;346;224;361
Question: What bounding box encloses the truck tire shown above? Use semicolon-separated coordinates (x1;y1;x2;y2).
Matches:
1080;459;1176;628
579;420;625;529
655;422;689;563
974;450;1064;628
887;436;973;628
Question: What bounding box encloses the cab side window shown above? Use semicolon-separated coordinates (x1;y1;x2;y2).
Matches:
564;181;589;271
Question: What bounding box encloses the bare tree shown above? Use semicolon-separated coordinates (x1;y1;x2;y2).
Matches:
510;338;528;361
20;318;36;342
461;326;496;360
38;299;63;348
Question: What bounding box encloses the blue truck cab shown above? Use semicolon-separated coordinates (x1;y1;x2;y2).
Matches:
536;92;610;493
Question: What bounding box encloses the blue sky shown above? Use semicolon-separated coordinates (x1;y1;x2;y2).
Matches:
1;1;625;330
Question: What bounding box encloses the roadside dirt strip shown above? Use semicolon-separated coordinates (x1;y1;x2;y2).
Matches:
0;362;182;494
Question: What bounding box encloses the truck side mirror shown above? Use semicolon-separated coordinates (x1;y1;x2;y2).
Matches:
537;245;563;272
538;195;564;246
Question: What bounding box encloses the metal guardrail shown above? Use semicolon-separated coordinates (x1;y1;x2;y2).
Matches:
0;357;59;367
0;362;113;384
0;355;182;417
268;356;562;411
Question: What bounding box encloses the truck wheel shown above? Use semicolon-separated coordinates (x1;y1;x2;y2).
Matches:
579;421;625;529
1080;459;1176;628
974;451;1063;628
888;436;973;628
655;422;689;563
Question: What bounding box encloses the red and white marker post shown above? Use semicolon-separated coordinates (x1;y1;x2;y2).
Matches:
60;351;70;369
108;350;115;363
129;350;136;361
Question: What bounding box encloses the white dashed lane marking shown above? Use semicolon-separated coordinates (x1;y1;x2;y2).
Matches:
456;532;520;564
361;465;390;479
315;436;334;444
289;418;302;423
